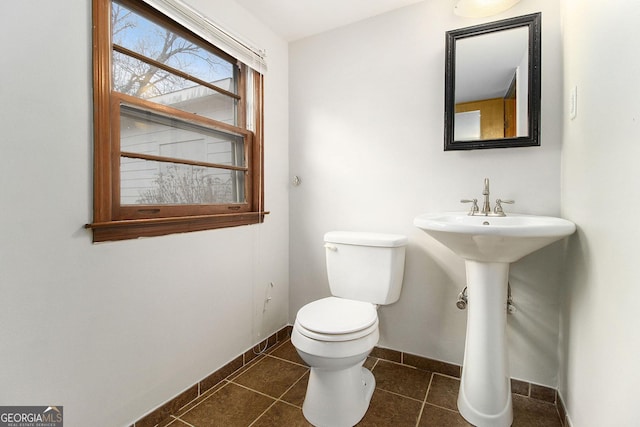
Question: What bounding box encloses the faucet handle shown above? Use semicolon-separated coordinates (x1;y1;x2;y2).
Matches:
461;198;479;215
494;199;514;216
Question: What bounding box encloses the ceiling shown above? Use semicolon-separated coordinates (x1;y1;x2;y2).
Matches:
456;26;529;103
234;0;426;41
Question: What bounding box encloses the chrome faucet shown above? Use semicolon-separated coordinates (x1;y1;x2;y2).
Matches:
482;178;491;215
461;178;515;216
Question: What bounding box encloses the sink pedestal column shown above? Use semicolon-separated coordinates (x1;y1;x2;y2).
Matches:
458;260;513;427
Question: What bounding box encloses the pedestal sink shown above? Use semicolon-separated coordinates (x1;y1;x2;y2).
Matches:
414;212;576;427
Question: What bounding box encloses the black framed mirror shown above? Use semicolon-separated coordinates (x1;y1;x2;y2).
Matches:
444;13;541;150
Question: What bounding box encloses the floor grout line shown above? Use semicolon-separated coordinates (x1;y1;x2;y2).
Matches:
226;379;281;401
375;357;424;370
168;414;195;427
373;386;428;404
369;357;380;370
278;368;310;400
264;352;309;369
173;380;232;419
236;365;310;427
415;372;434;427
247;400;279;427
276;398;304;410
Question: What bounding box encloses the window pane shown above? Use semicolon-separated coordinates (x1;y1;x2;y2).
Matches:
120;105;245;167
113;51;237;124
111;1;236;93
121;158;245;205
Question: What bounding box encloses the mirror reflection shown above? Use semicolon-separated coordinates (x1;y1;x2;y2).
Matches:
455;27;528;141
444;13;541;150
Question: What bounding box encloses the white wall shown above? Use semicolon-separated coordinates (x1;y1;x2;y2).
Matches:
8;0;637;424
289;0;565;387
560;0;640;425
0;1;288;425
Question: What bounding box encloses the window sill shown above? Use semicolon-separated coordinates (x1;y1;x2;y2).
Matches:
86;211;268;242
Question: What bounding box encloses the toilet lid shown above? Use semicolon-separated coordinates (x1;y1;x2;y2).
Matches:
296;297;377;335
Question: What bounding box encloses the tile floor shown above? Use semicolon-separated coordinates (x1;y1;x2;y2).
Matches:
160;339;562;426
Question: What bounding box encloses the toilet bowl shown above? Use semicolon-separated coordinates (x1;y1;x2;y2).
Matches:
291;297;380;427
291;231;408;427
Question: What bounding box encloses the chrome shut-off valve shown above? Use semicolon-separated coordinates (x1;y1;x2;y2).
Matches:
456;287;468;310
456;284;516;314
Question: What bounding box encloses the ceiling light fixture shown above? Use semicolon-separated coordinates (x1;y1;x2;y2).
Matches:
453;0;521;18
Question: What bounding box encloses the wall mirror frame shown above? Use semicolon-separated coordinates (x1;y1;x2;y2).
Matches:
444;12;541;151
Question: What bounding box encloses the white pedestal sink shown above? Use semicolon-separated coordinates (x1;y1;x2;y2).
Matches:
414;212;576;427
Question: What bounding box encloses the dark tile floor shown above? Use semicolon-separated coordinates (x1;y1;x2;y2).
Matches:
162;339;562;426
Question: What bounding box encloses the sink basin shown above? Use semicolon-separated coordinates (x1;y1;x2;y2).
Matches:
413;212;576;263
414;211;576;426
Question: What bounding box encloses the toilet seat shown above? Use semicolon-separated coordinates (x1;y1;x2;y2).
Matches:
296;297;378;342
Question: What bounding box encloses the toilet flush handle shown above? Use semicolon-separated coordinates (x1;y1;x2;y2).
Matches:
324;243;338;251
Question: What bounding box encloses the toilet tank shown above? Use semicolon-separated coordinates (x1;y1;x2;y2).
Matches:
324;231;408;305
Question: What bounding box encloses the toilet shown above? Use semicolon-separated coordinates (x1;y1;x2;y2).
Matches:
291;231;408;427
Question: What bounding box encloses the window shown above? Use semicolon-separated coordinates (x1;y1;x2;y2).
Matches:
89;0;265;242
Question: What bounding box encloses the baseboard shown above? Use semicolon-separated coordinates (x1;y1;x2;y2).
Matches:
371;346;559;405
132;325;293;427
132;326;563;426
556;389;572;427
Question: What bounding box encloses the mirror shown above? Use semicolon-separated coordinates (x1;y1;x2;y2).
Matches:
444;13;541;150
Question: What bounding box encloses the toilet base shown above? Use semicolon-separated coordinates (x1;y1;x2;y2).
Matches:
302;365;375;427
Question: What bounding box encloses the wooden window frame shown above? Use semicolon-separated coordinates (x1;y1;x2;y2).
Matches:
88;0;265;242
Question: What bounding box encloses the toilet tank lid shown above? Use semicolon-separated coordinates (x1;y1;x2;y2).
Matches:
324;231;408;247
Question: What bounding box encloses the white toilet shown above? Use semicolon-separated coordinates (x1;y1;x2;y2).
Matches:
291;231;408;427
